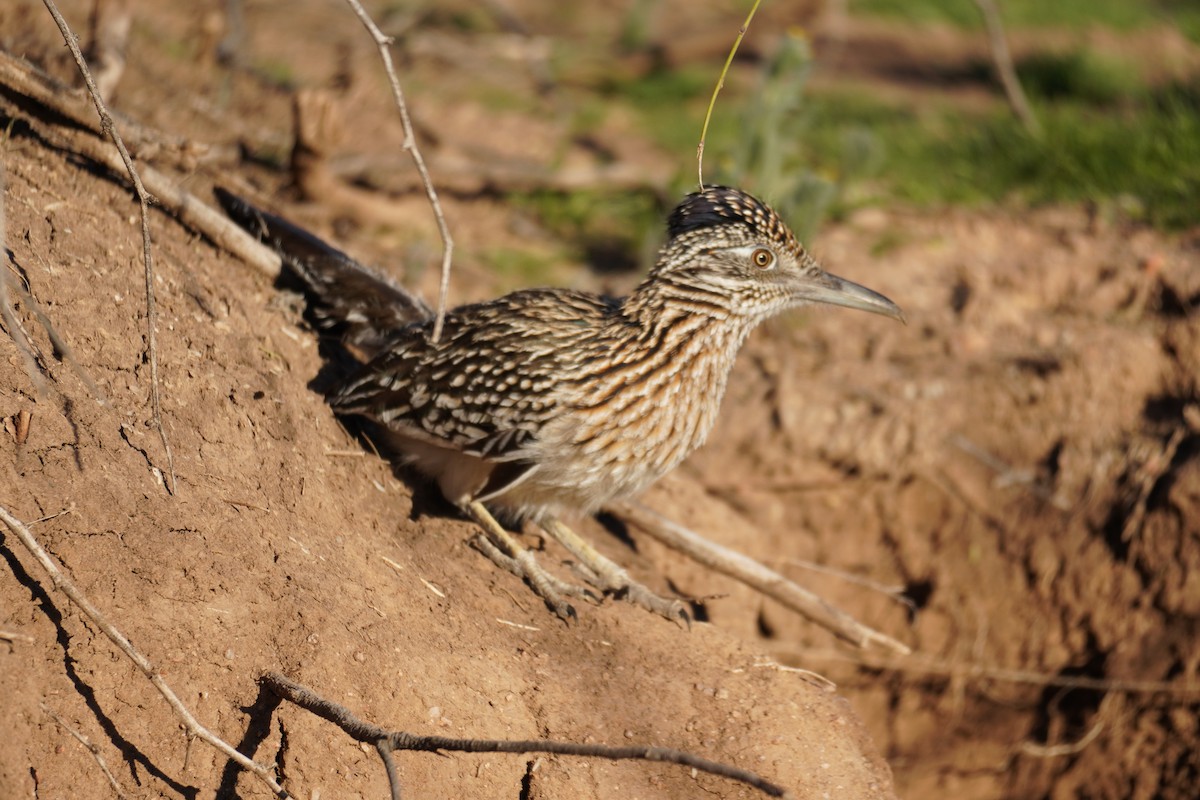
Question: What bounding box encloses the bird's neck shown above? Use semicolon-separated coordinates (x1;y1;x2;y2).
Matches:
592;275;760;473
623;271;758;349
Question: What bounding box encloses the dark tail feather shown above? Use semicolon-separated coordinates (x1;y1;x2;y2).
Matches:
214;188;432;354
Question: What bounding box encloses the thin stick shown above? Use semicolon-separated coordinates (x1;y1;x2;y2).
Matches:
41;703;130;799
39;0;176;493
1019;719;1104;758
973;0;1041;138
0;505;290;797
784;557;917;615
615;502;910;654
341;0;454;343
696;0;762;189
0;628;36;643
0;161;50;397
262;671;791;799
790;646;1200;695
9;277;108;404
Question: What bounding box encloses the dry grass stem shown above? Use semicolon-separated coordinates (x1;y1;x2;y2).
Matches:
697;0;762;188
784;557;917;615
1019;719;1105;758
973;0;1041;137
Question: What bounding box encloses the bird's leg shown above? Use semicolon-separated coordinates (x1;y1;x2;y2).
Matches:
465;501;597;622
541;517;689;626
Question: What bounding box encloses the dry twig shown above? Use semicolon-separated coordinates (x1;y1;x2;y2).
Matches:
39;0;175;493
0;162;53;398
0;628;36;644
41;702;130;799
1019;719;1105;758
614;501;911;654
790;645;1200;695
2;164;107;404
262;671;792;799
0;504;290;798
949;434;1068;509
1121;426;1186;543
784;556;917;616
340;0;454;342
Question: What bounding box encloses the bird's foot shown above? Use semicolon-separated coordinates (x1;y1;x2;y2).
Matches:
470;534;598;622
543;517;690;627
617;582;691;627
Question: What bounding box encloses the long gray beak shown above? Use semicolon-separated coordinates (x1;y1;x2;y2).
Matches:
803;270;905;323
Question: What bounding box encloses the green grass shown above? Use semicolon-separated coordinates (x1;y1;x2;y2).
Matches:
1015;50;1142;105
603;64;735;157
511;189;665;273
536;5;1200;238
800;85;1200;228
851;0;1194;35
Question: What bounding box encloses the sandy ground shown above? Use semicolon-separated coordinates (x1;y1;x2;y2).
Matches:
2;1;1198;798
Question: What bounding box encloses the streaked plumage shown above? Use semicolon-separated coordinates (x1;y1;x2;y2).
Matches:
217;185;903;621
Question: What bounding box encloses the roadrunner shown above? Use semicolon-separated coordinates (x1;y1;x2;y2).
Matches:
217;186;903;623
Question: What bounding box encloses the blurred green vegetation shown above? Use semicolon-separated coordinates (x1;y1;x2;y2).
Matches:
511;189;664;275
479;246;567;289
803;83;1200;228
492;0;1200;282
610;19;1200;229
851;0;1200;41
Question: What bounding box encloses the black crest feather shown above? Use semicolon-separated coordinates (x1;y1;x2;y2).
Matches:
667;186;799;253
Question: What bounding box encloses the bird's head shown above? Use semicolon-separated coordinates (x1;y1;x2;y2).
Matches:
652;186;904;324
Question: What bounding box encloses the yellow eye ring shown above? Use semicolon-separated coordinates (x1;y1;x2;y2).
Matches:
752;248;774;269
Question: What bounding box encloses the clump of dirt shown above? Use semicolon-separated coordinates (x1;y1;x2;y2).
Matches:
2;2;1199;799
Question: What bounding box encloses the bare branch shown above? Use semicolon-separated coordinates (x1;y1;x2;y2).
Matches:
0;505;290;798
262;671;792;798
789;646;1200;694
340;0;454;342
41;702;130;799
0;161;50;397
39;0;176;493
614;501;911;654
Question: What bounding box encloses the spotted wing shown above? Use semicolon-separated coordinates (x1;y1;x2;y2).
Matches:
331;288;617;461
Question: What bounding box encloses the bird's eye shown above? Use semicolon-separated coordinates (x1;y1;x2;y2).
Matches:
751;248;774;269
